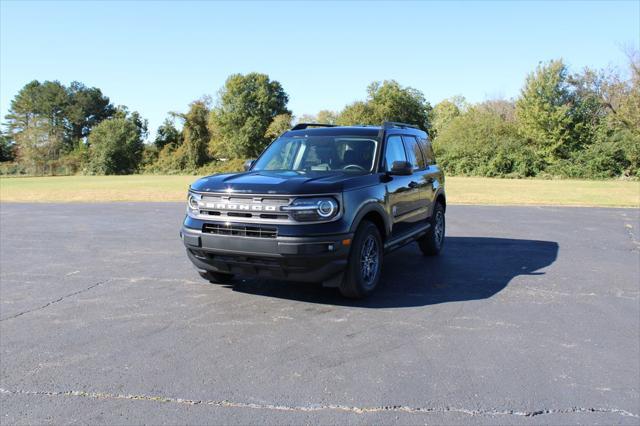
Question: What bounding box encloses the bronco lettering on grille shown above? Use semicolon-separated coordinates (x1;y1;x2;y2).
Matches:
204;202;277;212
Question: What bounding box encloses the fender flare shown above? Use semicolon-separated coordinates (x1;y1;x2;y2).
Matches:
434;188;446;209
349;201;391;238
428;188;447;217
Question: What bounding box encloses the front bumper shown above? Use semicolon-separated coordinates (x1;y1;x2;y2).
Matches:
180;224;353;284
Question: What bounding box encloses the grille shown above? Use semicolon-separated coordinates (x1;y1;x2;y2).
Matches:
202;223;277;239
198;195;293;223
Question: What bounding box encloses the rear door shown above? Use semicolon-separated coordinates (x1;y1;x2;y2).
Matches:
401;135;431;219
417;136;442;216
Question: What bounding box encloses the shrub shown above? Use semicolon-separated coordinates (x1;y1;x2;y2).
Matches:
0;162;28;176
547;129;639;179
433;108;541;178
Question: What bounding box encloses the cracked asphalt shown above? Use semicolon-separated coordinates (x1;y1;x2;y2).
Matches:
0;203;638;425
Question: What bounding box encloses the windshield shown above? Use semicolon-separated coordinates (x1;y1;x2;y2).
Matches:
253;135;378;173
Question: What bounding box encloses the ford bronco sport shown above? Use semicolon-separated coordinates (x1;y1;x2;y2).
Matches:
180;122;446;298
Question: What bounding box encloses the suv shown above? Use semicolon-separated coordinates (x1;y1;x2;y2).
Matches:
180;122;446;298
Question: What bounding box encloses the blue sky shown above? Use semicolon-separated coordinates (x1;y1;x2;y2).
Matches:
1;0;638;139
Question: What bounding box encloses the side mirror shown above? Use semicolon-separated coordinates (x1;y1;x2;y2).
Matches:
243;159;255;171
389;161;413;176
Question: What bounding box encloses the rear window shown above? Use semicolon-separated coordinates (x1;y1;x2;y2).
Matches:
418;137;435;165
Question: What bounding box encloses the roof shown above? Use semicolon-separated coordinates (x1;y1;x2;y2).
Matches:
283;124;427;139
284;126;382;138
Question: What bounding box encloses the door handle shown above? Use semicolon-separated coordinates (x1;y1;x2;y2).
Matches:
408;181;419;189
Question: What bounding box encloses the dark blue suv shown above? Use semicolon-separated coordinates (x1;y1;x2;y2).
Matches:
181;122;446;298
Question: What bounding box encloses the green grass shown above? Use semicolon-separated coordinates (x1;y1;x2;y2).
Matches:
1;175;638;207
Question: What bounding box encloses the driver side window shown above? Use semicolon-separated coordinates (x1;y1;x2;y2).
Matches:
384;135;407;171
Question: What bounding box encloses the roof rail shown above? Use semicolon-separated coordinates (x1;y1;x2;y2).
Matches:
383;121;419;130
291;123;337;131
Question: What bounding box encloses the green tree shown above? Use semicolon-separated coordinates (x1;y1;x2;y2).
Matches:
431;97;466;138
0;132;15;162
336;101;374;126
337;80;431;130
5;80;43;134
182;100;211;167
154;117;183;150
564;50;640;177
265;113;292;140
516;60;580;163
4;80;115;173
368;80;431;130
596;49;640;134
65;81;115;145
606;50;640;176
297;110;338;125
5;80;68;172
58;139;89;175
210;73;290;158
316;110;338;124
87;109;147;174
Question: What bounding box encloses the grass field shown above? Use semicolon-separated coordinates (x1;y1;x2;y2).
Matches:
1;175;638;207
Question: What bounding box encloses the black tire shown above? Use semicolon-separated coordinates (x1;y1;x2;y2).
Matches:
199;270;234;284
419;202;445;256
339;220;383;299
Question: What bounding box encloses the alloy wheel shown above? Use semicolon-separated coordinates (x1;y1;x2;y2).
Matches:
360;235;379;287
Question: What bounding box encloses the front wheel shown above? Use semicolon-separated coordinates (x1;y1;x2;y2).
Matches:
419;202;445;256
339;220;383;299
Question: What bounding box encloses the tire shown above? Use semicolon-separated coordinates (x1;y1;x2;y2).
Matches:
419;202;445;256
339;220;383;299
199;270;234;284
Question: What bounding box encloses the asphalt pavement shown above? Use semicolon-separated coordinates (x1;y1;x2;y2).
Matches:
0;203;638;425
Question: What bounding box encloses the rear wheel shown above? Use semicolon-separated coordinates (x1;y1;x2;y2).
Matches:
419;202;445;256
339;220;383;299
199;270;234;284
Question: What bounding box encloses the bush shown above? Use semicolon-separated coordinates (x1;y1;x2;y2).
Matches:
547;130;640;179
433;108;543;178
195;158;246;175
143;144;246;176
143;143;190;174
58;142;89;175
614;129;640;178
0;162;28;176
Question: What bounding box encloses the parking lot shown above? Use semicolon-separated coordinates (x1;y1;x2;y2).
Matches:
1;203;638;425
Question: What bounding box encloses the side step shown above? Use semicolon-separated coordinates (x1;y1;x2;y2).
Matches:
384;223;430;253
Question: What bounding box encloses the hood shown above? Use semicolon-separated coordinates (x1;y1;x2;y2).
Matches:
190;170;363;195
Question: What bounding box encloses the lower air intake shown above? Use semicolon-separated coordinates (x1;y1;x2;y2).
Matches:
202;223;277;239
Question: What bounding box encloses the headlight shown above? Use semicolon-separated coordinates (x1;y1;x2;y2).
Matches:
282;197;339;222
187;191;201;213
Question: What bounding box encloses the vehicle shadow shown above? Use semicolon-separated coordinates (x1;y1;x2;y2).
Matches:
225;237;559;308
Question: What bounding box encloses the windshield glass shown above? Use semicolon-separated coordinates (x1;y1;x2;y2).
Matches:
253;135;378;173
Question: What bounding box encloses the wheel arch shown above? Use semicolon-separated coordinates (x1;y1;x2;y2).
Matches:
349;202;390;241
435;191;446;211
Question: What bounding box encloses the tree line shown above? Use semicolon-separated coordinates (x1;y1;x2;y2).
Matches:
2;52;638;179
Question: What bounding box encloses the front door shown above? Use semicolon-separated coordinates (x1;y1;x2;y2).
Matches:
383;135;423;238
